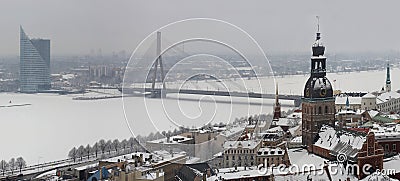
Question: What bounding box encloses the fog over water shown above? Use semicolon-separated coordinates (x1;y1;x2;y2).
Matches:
1;68;398;165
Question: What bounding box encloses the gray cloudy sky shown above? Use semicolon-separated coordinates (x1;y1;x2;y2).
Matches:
1;0;400;56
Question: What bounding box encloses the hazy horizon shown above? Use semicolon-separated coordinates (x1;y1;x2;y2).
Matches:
1;0;400;56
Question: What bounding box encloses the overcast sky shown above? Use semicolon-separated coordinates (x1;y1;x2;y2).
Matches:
1;0;400;56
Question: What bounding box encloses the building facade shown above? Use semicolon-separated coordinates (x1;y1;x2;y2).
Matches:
361;93;377;111
20;26;51;93
357;132;384;179
256;147;290;167
302;25;335;149
222;140;261;168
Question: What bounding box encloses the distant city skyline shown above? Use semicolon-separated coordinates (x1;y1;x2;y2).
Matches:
1;0;400;56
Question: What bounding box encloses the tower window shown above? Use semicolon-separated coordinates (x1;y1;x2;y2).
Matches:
325;106;328;114
318;107;322;114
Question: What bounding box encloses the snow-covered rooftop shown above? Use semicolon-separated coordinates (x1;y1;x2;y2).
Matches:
335;96;362;105
273;118;297;127
314;125;365;158
369;110;380;118
147;135;193;144
371;124;400;140
286;112;302;120
290;136;302;143
377;91;400;104
223;140;260;150
257;147;285;156
362;92;376;99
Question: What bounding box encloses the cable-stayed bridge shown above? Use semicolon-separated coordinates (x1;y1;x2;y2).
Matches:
123;31;302;106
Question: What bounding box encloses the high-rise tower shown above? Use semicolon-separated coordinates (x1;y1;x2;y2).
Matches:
20;26;51;93
386;63;391;92
301;18;335;150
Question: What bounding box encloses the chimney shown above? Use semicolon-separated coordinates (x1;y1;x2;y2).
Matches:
156;169;159;178
207;168;211;177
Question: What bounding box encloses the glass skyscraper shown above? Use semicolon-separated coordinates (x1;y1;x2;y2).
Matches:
20;26;51;93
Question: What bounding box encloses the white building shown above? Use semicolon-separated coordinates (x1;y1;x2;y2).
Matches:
222;140;261;168
361;93;377;110
376;91;400;113
335;95;362;112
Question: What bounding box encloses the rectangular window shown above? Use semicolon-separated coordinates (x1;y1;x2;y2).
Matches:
385;144;389;151
393;144;396;151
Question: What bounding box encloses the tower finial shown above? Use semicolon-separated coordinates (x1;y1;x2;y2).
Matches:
316;16;320;32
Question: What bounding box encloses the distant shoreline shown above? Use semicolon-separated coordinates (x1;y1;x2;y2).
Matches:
0;103;31;108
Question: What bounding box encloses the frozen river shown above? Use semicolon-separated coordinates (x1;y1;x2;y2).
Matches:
0;67;399;165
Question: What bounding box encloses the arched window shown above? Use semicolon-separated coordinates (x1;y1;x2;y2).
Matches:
325;106;329;114
318;106;322;114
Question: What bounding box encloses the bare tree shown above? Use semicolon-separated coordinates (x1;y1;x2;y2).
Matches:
99;139;107;155
68;147;77;162
136;135;143;144
77;145;85;161
128;137;135;152
15;157;26;174
0;160;8;176
92;142;99;158
112;139;120;154
147;132;155;141
120;139;128;153
173;128;179;136
106;140;112;155
85;144;91;160
8;158;15;175
154;131;163;140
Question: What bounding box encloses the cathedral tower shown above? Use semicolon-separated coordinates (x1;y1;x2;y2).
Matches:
302;17;336;150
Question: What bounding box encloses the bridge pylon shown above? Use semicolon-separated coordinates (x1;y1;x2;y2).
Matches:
150;31;166;98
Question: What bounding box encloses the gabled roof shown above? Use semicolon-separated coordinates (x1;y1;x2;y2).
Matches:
314;125;366;160
223;140;260;150
377;91;400;104
362;92;376;98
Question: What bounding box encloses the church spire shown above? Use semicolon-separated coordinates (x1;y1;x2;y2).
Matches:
273;82;281;121
386;63;391;92
275;82;280;106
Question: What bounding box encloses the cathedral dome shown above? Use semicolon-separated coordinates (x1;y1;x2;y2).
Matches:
303;77;333;99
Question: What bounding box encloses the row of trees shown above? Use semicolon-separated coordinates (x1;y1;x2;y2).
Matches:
68;137;144;162
67;121;245;162
0;157;26;176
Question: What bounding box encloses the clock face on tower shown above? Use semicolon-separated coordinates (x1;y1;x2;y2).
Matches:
320;89;326;97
